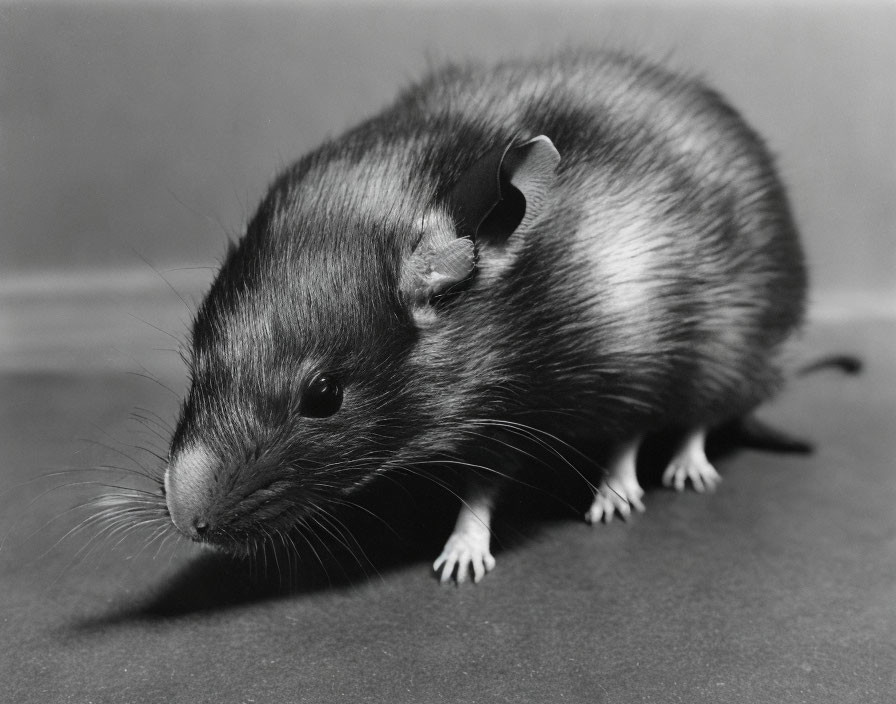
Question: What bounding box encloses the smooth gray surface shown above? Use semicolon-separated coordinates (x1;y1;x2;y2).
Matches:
1;320;894;703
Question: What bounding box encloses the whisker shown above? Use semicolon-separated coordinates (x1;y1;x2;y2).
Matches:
294;517;332;588
124;370;181;399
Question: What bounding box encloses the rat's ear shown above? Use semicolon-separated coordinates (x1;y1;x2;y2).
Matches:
447;135;560;246
401;136;560;326
400;223;475;317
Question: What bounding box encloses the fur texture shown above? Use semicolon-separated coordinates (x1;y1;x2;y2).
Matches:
163;51;807;555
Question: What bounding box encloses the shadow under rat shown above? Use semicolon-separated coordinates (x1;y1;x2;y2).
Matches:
69;419;784;630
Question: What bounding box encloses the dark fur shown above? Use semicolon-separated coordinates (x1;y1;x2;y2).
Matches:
166;52;807;552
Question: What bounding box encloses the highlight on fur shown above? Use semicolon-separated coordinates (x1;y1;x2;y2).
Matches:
82;51;854;585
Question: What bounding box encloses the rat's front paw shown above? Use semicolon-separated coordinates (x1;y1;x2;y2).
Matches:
662;455;721;493
585;477;645;524
433;531;496;585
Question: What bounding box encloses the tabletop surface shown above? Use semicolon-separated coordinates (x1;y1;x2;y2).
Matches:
1;319;894;703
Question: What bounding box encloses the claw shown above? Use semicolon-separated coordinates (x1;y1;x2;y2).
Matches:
434;528;495;585
662;457;721;493
586;476;644;524
586;436;644;524
662;427;721;493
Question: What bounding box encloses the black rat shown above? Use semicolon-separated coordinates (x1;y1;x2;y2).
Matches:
160;51;816;584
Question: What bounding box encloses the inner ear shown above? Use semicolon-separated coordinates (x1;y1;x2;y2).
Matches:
478;184;526;241
400;136;560;325
446;135;560;247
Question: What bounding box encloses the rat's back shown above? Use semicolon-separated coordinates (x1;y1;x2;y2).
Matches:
400;54;809;579
386;52;806;429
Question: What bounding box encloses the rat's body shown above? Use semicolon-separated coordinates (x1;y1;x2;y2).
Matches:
163;52;806;583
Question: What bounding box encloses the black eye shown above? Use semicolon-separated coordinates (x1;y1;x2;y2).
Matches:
300;374;343;418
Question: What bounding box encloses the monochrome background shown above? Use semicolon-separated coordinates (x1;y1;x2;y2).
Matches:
1;1;893;371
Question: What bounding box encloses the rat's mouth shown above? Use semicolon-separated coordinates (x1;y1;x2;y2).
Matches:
167;482;308;557
167;513;258;557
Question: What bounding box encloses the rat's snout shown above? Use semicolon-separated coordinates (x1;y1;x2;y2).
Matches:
164;443;219;542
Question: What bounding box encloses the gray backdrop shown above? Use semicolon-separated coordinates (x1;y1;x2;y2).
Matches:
1;1;893;298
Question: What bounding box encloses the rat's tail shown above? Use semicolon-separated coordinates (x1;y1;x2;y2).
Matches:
726;353;862;455
796;354;863;377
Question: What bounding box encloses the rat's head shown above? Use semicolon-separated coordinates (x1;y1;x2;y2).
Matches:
163;135;560;553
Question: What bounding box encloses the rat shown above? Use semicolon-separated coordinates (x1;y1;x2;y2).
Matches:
161;51;817;585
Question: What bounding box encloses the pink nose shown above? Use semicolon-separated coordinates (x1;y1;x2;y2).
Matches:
164;444;217;541
172;513;211;541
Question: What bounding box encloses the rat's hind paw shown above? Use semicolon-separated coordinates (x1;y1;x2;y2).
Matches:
662;455;721;493
585;477;645;524
662;427;720;493
433;531;496;585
